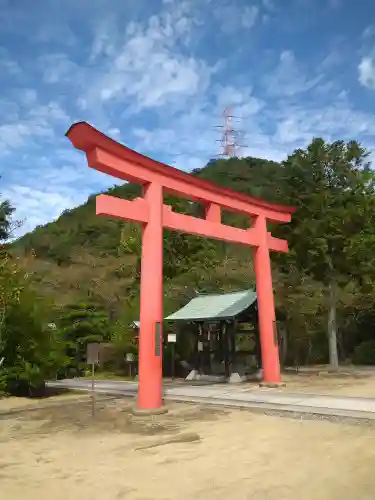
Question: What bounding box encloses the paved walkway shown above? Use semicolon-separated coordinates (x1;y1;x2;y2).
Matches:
47;378;375;420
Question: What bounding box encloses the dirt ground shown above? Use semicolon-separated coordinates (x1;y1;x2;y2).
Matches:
276;368;375;397
0;391;87;412
1;397;375;500
169;366;375;398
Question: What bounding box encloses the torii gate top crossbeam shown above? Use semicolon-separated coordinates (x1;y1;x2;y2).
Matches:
66;122;295;224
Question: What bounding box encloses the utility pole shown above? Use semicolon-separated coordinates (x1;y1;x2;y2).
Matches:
215;107;246;158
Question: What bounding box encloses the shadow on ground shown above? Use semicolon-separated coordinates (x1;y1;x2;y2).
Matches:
1;398;229;442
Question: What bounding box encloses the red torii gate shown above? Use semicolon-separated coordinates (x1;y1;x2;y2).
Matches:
66;122;295;412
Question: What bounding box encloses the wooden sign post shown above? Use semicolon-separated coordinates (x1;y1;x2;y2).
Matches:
126;353;135;378
168;333;177;380
87;343;100;417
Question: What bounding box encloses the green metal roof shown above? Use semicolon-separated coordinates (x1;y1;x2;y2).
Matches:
131;290;257;327
165;289;257;322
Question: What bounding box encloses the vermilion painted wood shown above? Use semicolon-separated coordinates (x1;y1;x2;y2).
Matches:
66;121;296;411
67;122;294;222
138;183;163;409
96;194;289;252
253;215;281;382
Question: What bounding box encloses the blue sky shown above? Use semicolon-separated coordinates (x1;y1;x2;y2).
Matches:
1;0;375;236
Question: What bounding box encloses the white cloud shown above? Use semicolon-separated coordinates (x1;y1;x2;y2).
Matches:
358;57;375;89
107;128;122;141
321;45;345;70
0;48;21;77
261;0;276;10
0;101;70;155
39;53;80;84
104;47;208;108
273;97;375;154
264;50;323;97
1;0;375;239
1;151;118;237
362;25;375;40
35;16;77;46
2;184;88;235
89;15;118;61
88;12;216;112
215;85;265;117
130;81;285;167
0;98;19;121
214;3;260;33
130;69;375;173
242;6;259;28
35;3;218;122
19;89;38;106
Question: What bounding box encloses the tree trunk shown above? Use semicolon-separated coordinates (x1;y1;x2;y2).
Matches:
279;326;288;368
327;281;339;370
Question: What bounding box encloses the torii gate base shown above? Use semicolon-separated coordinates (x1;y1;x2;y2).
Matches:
66;122;295;412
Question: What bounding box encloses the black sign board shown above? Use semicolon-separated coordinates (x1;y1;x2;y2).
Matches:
155;322;161;357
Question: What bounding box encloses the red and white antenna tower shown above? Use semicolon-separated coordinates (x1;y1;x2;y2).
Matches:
215;107;246;158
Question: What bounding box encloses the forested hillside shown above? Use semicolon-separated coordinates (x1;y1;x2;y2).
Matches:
2;137;375;395
12;156;285;323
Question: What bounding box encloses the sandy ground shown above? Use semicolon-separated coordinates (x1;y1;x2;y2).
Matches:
168;367;375;398
1;398;375;500
276;369;375;397
0;391;89;412
210;367;375;398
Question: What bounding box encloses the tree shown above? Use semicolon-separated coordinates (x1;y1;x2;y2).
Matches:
109;297;139;371
11;151;375;370
0;285;62;395
56;302;111;376
0;246;64;395
0;189;22;242
0;195;25;368
273;267;325;367
280;138;375;369
0;250;24;348
0;199;15;242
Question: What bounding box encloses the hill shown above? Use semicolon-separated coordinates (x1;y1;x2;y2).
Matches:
13;156;285;315
11;140;375;369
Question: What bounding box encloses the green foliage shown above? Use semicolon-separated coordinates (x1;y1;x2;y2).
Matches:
0;198;15;242
352;341;375;365
0;252;62;396
56;302;111;377
119;223;140;255
9;144;375;372
0;196;65;396
109;298;139;371
279;139;375;367
280;138;375;284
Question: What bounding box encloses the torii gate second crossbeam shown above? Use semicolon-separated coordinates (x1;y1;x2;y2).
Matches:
66;122;296;412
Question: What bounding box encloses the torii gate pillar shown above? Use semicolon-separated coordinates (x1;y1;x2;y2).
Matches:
66;122;295;412
254;215;280;382
138;183;164;409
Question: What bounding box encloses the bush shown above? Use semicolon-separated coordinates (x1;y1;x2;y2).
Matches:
352;340;375;365
0;372;7;397
0;253;64;396
3;364;47;397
